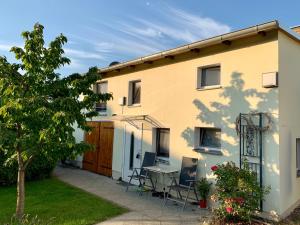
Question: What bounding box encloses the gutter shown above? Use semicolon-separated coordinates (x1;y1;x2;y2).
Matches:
99;20;279;73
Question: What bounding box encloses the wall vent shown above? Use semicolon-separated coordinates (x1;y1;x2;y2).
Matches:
262;72;278;88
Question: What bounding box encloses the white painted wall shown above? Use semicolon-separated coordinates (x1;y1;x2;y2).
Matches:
278;30;300;216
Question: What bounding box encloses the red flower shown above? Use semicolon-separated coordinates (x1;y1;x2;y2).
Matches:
226;207;233;214
211;165;218;171
234;197;244;205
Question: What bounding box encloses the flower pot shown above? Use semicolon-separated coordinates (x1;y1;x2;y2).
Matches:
199;199;207;208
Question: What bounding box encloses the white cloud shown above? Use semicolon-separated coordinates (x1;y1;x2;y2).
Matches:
130;8;231;43
64;48;104;60
169;7;231;39
73;5;231;63
95;38;161;56
94;42;114;53
0;44;12;51
65;58;85;69
133;18;198;42
121;25;163;38
0;42;22;52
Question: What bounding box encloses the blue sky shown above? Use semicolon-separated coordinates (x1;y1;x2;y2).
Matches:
0;0;300;76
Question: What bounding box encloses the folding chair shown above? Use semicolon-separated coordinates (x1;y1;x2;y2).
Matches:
125;152;156;195
164;157;199;210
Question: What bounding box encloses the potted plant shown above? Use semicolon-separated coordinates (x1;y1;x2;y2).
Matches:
197;177;212;209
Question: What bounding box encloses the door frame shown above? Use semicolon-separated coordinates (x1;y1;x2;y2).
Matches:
122;124;143;183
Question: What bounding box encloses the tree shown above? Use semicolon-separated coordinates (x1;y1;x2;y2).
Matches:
0;23;112;219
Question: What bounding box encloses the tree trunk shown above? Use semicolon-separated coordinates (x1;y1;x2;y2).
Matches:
16;166;25;220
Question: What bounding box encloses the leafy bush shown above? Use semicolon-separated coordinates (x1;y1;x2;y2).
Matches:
211;161;270;223
0;151;56;186
197;178;212;200
6;214;54;225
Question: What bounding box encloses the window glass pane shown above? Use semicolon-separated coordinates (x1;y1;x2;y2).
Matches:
297;138;300;177
95;82;107;112
156;128;170;158
200;128;221;148
132;81;141;104
97;82;107;94
201;66;220;87
129;132;134;170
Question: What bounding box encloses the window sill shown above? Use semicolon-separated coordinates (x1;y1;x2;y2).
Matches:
128;104;141;108
156;157;170;165
193;147;223;155
95;111;108;116
196;85;222;91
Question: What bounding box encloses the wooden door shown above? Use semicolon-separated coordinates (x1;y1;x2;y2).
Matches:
82;121;114;177
97;122;114;177
82;122;99;173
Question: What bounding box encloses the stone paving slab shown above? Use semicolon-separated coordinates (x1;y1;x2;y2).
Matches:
53;166;211;225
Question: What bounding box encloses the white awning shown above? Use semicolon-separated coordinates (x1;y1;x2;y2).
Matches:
100;114;163;130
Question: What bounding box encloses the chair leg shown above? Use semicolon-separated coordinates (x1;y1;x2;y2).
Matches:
182;185;192;211
193;186;199;201
126;175;133;192
164;184;172;207
137;176;146;196
126;169;137;192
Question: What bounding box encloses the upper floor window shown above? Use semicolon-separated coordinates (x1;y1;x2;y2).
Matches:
197;65;221;89
129;80;141;105
94;82;108;112
195;127;221;150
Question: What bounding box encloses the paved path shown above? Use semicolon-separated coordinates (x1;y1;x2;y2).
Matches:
54;166;211;225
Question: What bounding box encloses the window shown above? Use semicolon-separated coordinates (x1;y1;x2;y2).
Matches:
129;80;141;105
297;138;300;177
155;128;170;158
94;82;108;112
129;132;135;170
197;65;220;88
195;127;221;149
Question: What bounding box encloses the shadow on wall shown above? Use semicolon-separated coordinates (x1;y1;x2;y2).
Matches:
181;72;279;211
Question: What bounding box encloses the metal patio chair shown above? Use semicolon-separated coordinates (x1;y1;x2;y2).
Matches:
164;157;199;210
125;152;156;195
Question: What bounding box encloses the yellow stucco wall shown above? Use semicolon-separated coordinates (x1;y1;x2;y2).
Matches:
278;30;300;216
105;31;280;214
76;31;282;215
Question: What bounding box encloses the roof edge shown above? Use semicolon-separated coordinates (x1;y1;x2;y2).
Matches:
99;20;280;74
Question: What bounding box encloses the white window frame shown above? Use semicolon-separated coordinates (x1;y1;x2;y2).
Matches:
128;80;141;106
194;127;221;152
152;128;170;163
196;64;221;90
94;81;108;113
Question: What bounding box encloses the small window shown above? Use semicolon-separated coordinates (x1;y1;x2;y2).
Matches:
155;128;170;158
129;132;135;170
129;80;141;105
197;66;220;88
94;82;108;112
195;127;221;149
296;138;300;177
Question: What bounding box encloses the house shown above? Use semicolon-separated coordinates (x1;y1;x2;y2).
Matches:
73;20;300;219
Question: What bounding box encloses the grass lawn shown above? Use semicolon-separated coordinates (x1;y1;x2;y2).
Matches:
0;178;128;225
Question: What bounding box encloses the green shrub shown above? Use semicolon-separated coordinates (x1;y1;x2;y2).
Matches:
211;162;270;223
0;151;56;186
197;177;212;200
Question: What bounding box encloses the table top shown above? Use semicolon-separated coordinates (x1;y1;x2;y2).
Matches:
143;165;179;174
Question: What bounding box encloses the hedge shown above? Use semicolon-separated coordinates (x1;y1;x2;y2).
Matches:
0;152;56;186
